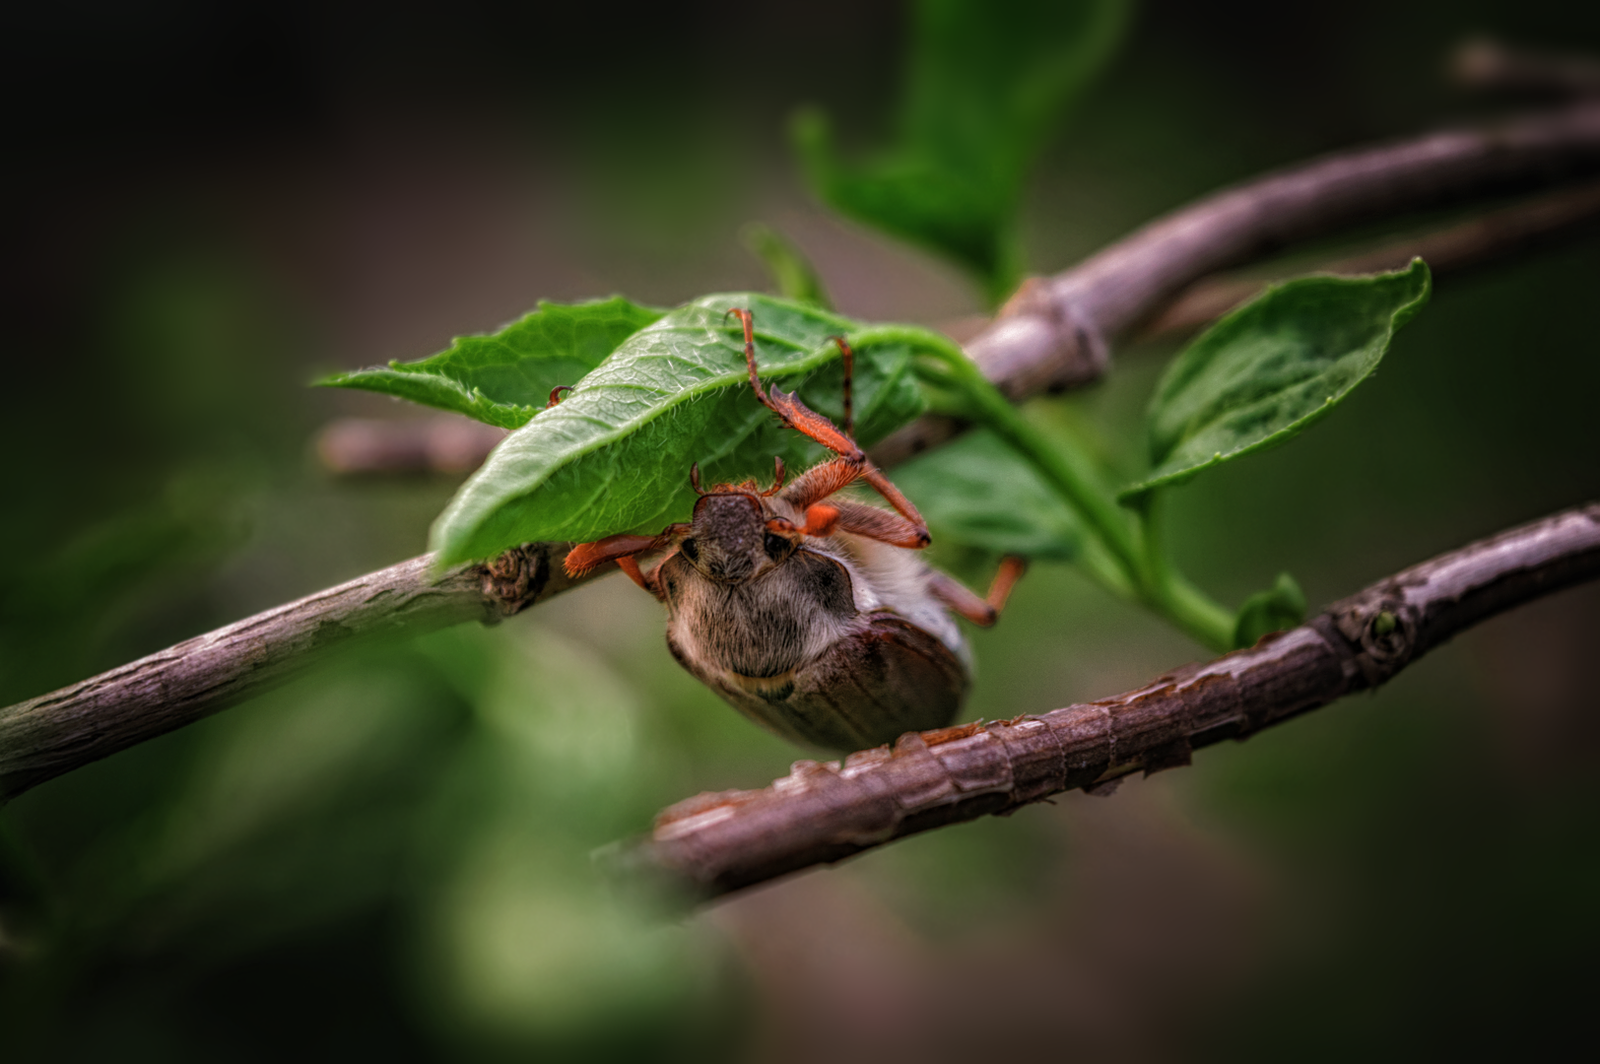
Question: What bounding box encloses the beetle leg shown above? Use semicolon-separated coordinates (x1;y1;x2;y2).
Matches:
613;555;657;595
779;458;858;509
730;306;930;546
563;524;691;599
547;385;573;409
565;534;660;579
928;556;1028;627
829;499;929;549
829;335;854;439
780;462;931;548
985;555;1027;612
799;503;840;537
727;307;864;461
856;466;930;545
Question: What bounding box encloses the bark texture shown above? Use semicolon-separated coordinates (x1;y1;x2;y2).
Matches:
621;505;1600;901
0;544;584;799
1141;180;1600;337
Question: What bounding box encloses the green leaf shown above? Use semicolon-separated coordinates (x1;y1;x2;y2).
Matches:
317;297;665;429
895;429;1081;561
793;0;1129;303
1232;572;1307;649
429;293;927;565
741;223;832;310
1121;260;1432;502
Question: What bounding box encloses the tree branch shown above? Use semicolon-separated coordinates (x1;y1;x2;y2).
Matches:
1451;38;1600;100
316;416;508;476
0;544;586;800
870;102;1600;466
317;177;1600;477
1140;180;1600;338
617;504;1600;902
6;105;1600;800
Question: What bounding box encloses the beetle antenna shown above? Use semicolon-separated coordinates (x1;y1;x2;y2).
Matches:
690;462;705;495
547;385;573;409
763;455;786;496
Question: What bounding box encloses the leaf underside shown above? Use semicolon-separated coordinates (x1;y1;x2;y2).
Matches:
429;293;927;566
1121;259;1432;501
318;297;666;430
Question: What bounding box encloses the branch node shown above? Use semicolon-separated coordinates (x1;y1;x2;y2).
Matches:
476;544;554;620
973;278;1111;398
1328;592;1421;686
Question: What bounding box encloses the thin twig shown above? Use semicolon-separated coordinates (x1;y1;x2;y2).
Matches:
870;102;1600;465
616;504;1600;902
6;106;1600;800
0;545;586;800
319;107;1600;478
1451;38;1600;100
316;416;508;476
1141;180;1600;338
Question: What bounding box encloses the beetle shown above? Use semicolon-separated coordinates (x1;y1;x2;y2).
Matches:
563;308;1023;751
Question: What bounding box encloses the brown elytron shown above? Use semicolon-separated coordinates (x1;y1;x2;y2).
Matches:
565;309;1022;751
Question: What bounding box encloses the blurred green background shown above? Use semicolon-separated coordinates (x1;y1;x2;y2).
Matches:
3;1;1599;1060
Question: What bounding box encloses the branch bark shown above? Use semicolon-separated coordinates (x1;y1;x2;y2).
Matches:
618;504;1600;902
0;544;585;800
1140;180;1600;338
870;101;1600;466
1451;38;1600;100
5;104;1600;800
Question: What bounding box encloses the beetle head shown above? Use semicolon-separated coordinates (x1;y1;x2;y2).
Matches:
680;492;796;583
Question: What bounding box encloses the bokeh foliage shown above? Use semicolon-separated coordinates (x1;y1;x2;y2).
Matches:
794;0;1130;304
3;0;1600;1060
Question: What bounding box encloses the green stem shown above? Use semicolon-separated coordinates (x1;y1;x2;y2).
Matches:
1136;492;1234;652
853;326;1142;577
850;325;1234;652
1165;575;1237;651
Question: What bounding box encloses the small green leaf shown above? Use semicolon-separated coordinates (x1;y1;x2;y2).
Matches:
741;223;832;310
318;297;665;429
1121;260;1432;502
1232;572;1307;649
895;429;1081;561
793;0;1129;303
429;294;926;565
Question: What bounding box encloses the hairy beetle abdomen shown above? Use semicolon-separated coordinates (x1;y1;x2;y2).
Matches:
667;612;968;751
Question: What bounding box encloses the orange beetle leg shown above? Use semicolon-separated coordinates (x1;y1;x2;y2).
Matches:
727;306;863;462
927;555;1028;627
831;499;930;550
564;534;661;579
799;503;840;537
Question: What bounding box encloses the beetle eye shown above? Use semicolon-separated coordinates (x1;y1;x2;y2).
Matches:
763;532;791;560
679;538;699;562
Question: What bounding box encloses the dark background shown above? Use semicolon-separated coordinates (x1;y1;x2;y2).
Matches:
3;1;1599;1060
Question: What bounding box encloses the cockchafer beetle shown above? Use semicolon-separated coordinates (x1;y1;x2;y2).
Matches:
564;308;1023;751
